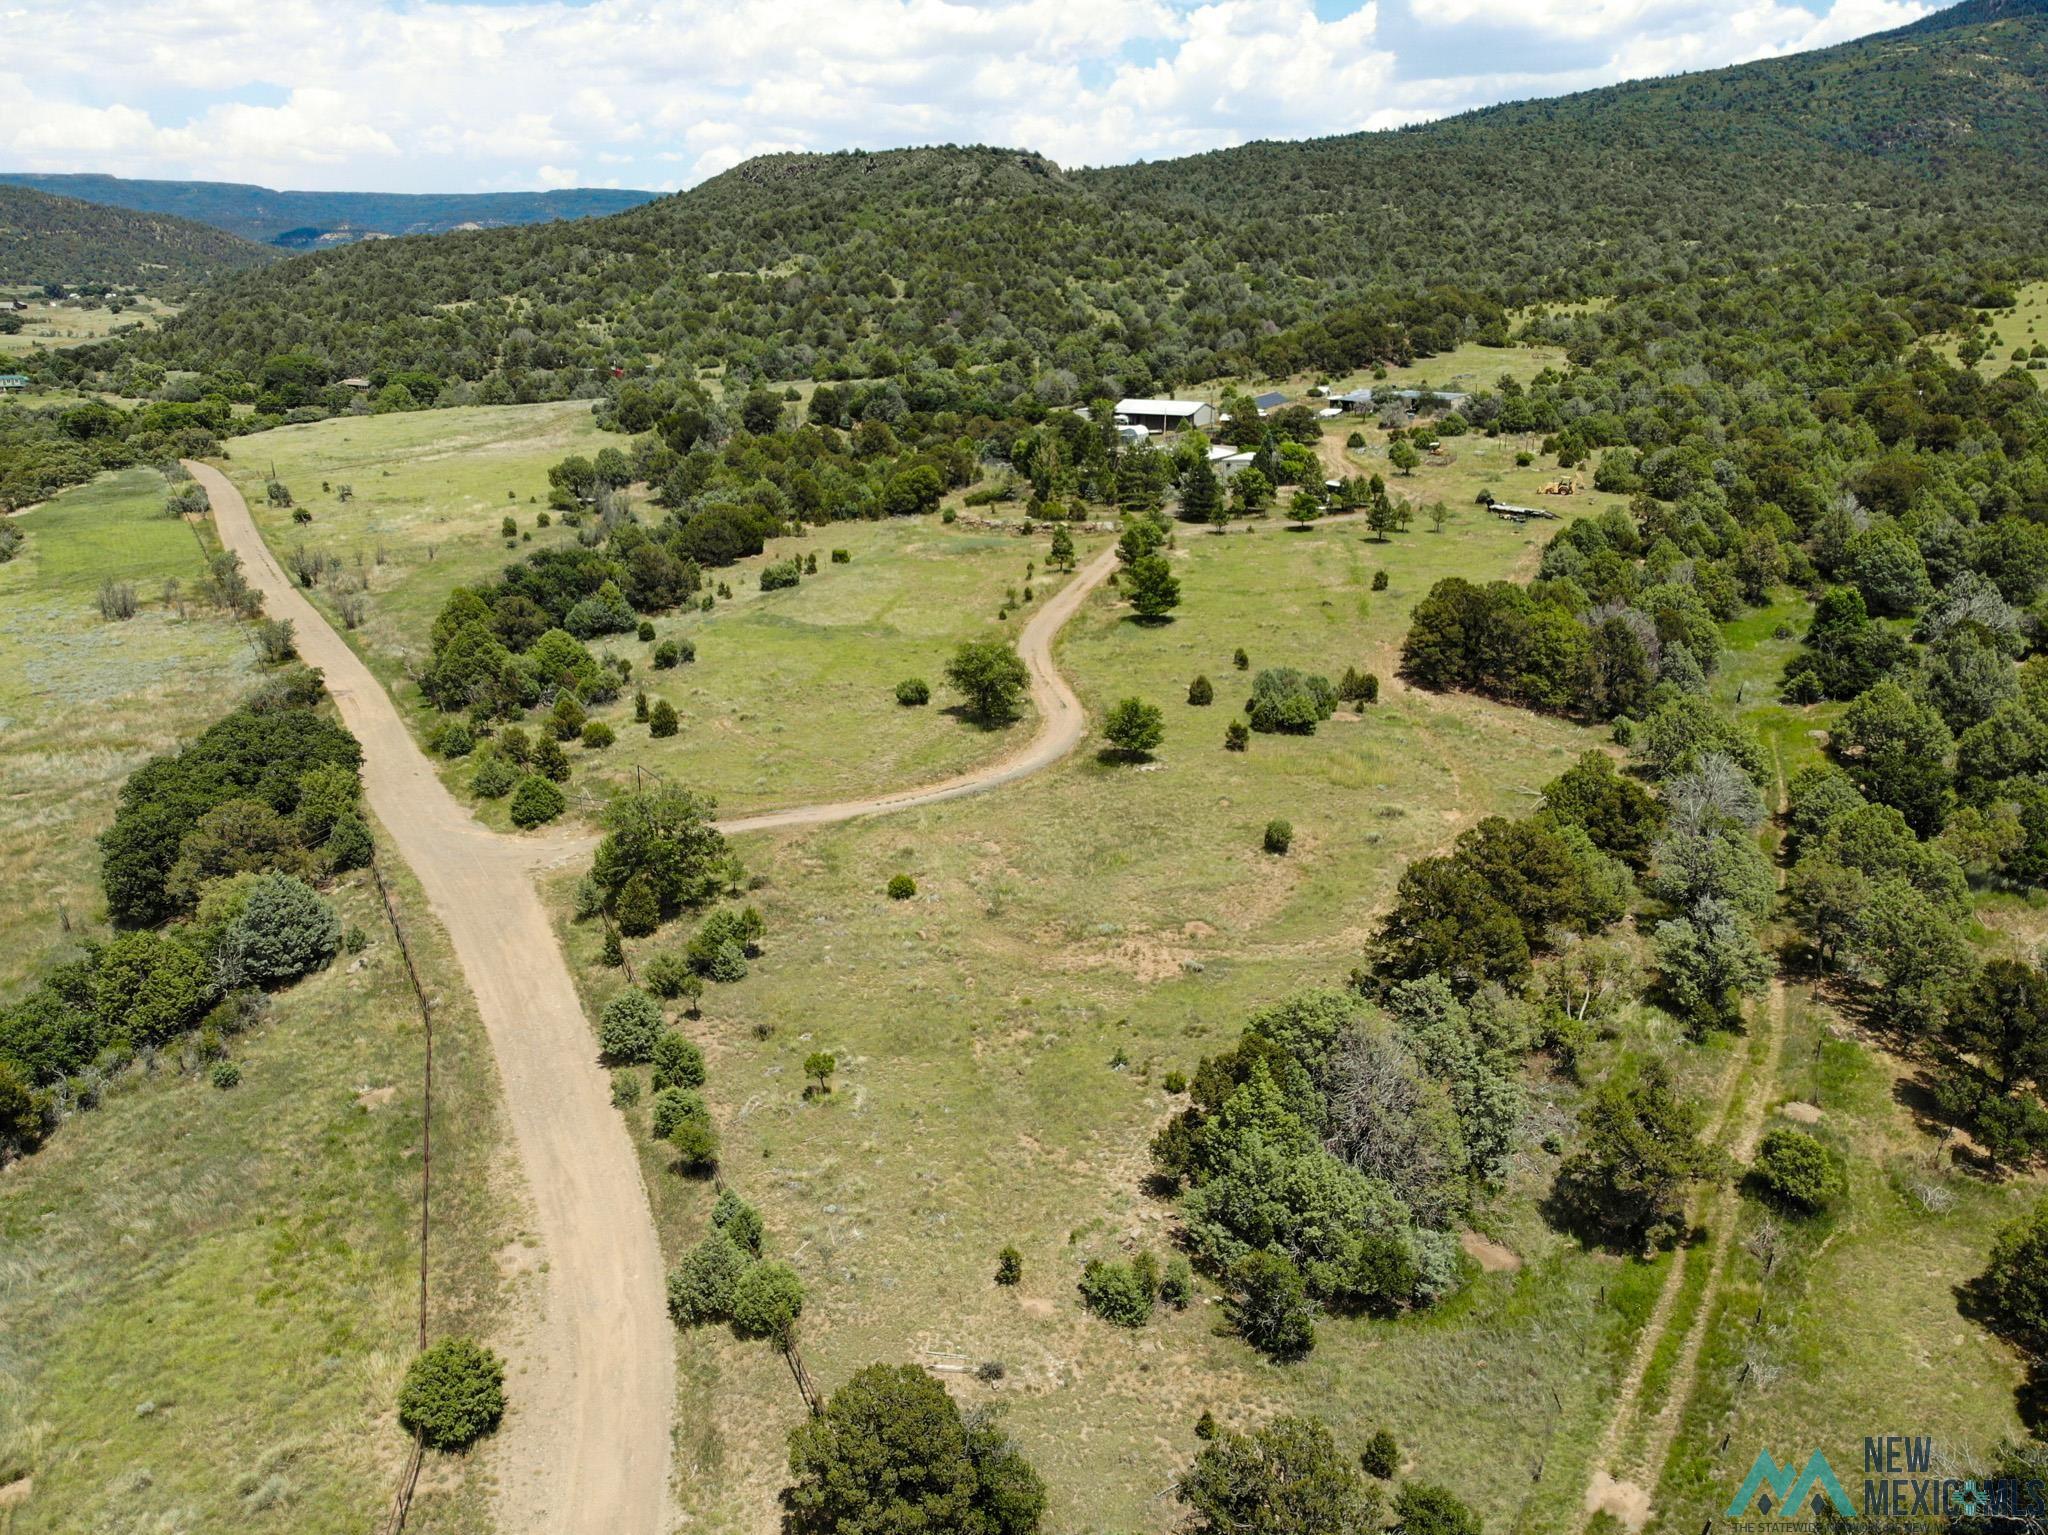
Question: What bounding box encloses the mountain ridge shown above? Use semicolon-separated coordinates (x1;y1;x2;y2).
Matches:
67;0;2048;393
0;184;281;291
0;173;661;248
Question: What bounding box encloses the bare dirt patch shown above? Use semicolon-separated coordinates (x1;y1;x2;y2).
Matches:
1460;1231;1523;1272
1781;1101;1824;1125
1585;1470;1652;1533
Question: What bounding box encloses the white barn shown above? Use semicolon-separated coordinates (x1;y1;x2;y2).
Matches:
1115;397;1216;433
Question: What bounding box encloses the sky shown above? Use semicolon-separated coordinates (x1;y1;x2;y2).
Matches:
0;0;1934;194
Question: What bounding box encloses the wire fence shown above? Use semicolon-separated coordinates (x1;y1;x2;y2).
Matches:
372;857;437;1534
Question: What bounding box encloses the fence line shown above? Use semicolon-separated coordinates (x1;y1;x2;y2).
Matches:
371;858;437;1534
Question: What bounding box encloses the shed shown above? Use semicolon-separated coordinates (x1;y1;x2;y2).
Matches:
1253;391;1289;414
1332;388;1375;412
0;375;28;392
1115;397;1215;433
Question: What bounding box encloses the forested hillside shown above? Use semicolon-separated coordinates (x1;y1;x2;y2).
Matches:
0;173;659;247
62;0;2048;402
0;185;281;292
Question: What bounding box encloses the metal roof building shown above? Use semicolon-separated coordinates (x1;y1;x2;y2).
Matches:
1115;397;1216;433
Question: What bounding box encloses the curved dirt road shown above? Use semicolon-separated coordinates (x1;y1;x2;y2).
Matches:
187;463;674;1535
719;542;1120;834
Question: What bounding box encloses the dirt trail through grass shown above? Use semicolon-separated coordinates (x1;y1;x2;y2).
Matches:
1578;755;1792;1534
188;462;674;1535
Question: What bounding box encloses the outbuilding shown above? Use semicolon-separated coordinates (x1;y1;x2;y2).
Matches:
1253;391;1289;415
1115;397;1215;433
0;374;28;392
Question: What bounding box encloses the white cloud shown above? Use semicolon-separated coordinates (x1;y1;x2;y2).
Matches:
0;0;1933;192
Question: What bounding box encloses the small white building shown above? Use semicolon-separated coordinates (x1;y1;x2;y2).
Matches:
1115;397;1216;434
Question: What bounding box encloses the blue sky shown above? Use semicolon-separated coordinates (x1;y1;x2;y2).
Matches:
0;0;1932;193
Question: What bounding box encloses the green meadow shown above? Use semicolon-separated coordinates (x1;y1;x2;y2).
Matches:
0;470;515;1533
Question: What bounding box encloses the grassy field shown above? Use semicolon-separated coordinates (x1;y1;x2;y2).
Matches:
0;467;256;990
1324;422;1627;530
0;852;514;1535
1939;279;2048;376
0;473;518;1531
0;293;174;356
219;402;606;682
579;517;1103;814
216;404;1103;820
539;509;1707;1534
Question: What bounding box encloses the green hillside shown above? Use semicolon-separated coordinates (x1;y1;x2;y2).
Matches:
0;184;281;292
75;0;2048;396
0;173;661;248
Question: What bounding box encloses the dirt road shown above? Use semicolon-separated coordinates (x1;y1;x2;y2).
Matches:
187;463;674;1535
718;542;1120;834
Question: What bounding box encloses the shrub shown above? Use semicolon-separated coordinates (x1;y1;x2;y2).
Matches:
1159;1256;1193;1309
498;726;533;765
398;1338;506;1450
254;618;297;664
615;872;661;937
471;755;519;803
215;873;341;988
1972;1199;2048;1356
651;1031;707;1090
996;1246;1024;1285
712;1188;764;1254
534;736;571;782
1187;674;1214;706
670;1113;720;1172
945;640;1030;725
831;548;850;564
1264;819;1293;854
1233;647;1249;670
1225;720;1250;752
1751;1127;1843;1211
669;1231;748;1325
1361;1428;1400;1479
597;988;664;1063
549;693;587;742
687;908;761;979
887;873;917;900
649;700;679;738
1079;1257;1155;1327
509;775;565;827
653;640;681;669
1394;1482;1481;1535
1372;569;1390;591
651;1086;708;1140
1227;1249;1316;1360
642;952;700;1003
895;677;931;707
1163;1070;1188;1093
324;811;375;872
1103;697;1165;759
211;1060;241;1089
600;928;624;967
730;1261;805;1341
760;558;803;591
1245;668;1337;734
636;619;656;642
436;722;476;759
582;721;615;749
1338;665;1378;704
804;1052;837;1096
611;1071;641;1108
